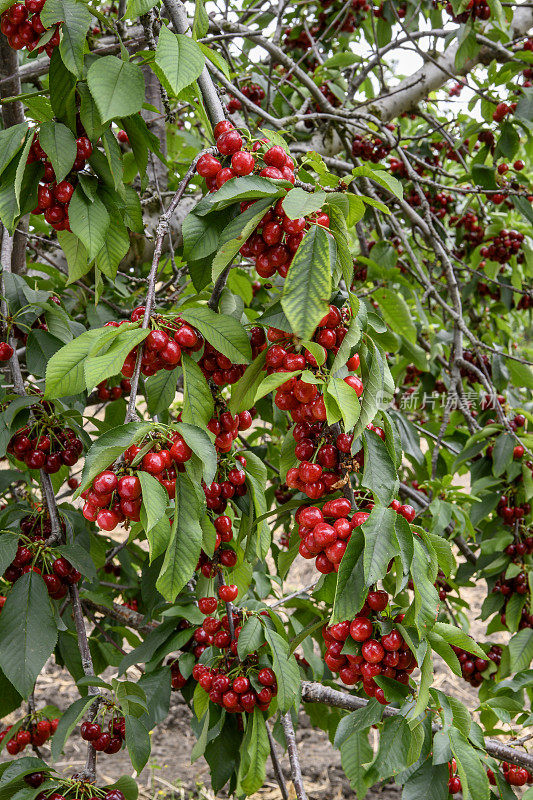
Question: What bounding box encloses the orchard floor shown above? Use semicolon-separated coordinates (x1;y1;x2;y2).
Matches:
3;557;502;800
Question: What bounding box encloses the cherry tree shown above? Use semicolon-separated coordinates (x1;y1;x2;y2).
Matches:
0;0;533;798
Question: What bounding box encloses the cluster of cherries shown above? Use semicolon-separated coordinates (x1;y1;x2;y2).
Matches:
451;644;501;688
352;133;392;164
322;590;417;703
283;0;371;55
227;82;266;113
0;0;61;55
480;229;525;265
119;308;202;378
196;545;237;579
196;121;295;189
445;0;490;21
496;494;531;526
203;455;248;512
240;195;330;280
80;713;125;755
29;133;93;231
0;341;14;362
8;416;83;473
192;661;278;714
494;543;533;630
1;716;59;755
4;534;81;599
81;431;193;530
296;497;415;575
199;341;250;387
501;762;533;786
96;378;131;402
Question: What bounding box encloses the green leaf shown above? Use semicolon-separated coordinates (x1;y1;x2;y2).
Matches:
84;328;149;392
508;628;533;673
255;369;302;403
361;429;398;505
262;627;300;711
0;535;19;577
56;543;97;580
281;226;333;340
125;715;151;772
176;422;217;484
370;716;414;779
0;123;28;179
51;695;95;760
373;287;416;343
138;472;169;533
58;230;90;283
156;473;203;602
182;211;226;262
0;573;58;698
180;307;252;364
181;354;214;428
431;622;486;660
237;616;265;660
229;350;267;414
331;529;366;623
145;368;178;416
448;728;490;800
352;341;387;440
77;422;153;494
95;215;130;278
403;759;449;800
362;507;398;586
87;56;145;123
333;701;382;747
211;197;273;280
154;27;205;96
237;709;270;796
326;377;360;431
196;175;286;213
123;0;156;18
492;433;514;476
40;0;91;76
282;188;326;220
69;187;110;260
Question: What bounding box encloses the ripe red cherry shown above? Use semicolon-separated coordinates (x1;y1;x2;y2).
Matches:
448;777;462;794
161;341;181;365
37;183;53;209
514;445;524;459
81;721;101;741
258;667;276;686
170;437;192;463
105;791;126;800
218;584;238;602
398;504;416;522
197;153;222;177
117;475;141;499
97;509;120;531
514;160;525;171
213;120;234;138
344;374;364;397
0;341;13;361
361;639;385;664
175;324;198;348
298;461;322;482
93;470;118;494
198;596;218;614
76;137;92;159
52;557;72;578
367;590;388;611
381;630;403;651
350;617;373;642
231;151;255;175
232;676;250;693
263;145;287;168
53;181;74;204
347;353;360;370
217;130;244;155
142;451;164;474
